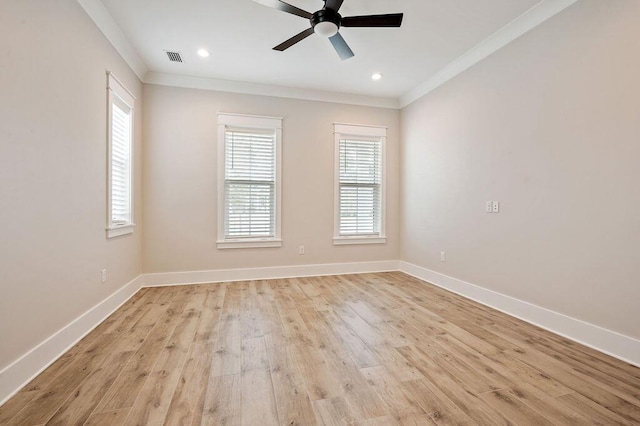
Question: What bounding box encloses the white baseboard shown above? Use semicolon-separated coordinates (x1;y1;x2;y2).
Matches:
0;260;397;407
0;275;143;406
141;260;401;287
400;261;640;368
3;259;637;409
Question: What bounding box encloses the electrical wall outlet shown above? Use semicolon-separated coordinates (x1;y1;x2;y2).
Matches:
298;246;305;255
101;269;107;283
440;251;446;262
492;201;500;213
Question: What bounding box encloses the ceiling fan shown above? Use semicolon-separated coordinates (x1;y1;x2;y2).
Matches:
252;0;404;60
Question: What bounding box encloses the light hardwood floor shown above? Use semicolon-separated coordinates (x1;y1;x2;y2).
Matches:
1;272;639;425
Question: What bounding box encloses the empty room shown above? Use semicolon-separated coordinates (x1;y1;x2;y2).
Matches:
1;0;639;424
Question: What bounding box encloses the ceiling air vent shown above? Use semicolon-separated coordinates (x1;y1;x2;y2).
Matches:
165;51;183;63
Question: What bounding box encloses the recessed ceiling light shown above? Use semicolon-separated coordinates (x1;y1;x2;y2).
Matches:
371;72;383;81
197;49;211;58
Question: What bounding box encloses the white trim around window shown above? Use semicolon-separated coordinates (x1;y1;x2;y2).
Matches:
106;72;135;239
333;123;387;245
217;113;283;249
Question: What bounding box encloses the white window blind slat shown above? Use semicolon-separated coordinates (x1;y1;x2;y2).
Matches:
338;138;382;236
106;73;135;238
224;130;276;238
110;101;132;224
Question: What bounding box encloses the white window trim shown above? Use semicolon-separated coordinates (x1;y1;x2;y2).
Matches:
333;123;387;245
106;72;135;239
217;113;282;249
107;223;136;239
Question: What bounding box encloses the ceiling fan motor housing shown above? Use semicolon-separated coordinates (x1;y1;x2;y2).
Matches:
311;9;341;37
258;0;403;60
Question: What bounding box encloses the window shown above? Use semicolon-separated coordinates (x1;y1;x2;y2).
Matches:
107;73;135;238
334;123;386;245
217;113;282;249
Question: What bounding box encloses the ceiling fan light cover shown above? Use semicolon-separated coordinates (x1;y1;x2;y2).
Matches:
314;21;339;37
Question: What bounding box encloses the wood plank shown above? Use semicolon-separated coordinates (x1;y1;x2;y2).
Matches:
8;332;122;425
241;337;269;372
320;346;387;420
193;287;224;343
506;345;640;423
316;308;379;368
360;365;425;423
367;345;424;382
417;339;503;395
103;288;159;334
259;289;289;348
402;379;475;426
0;292;157;423
395;412;438;426
288;340;343;401
555;391;633;426
312;396;360;426
292;294;387;419
84;408;131;425
201;374;241;426
395;345;510;426
241;368;279;425
241;308;263;340
479;389;554;425
128;287;179;330
506;384;594;425
523;334;640;399
210;284;242;377
240;336;278;425
362;415;400;426
483;348;573;398
335;305;386;347
94;291;190;412
0;387;40;424
270;280;312;346
2;273;639;426
45;349;136;425
123;293;204;425
267;345;317;426
163;342;214;426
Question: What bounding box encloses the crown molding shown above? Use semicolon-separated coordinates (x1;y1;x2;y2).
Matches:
399;0;580;108
78;0;579;110
143;72;400;109
76;0;148;79
76;0;395;107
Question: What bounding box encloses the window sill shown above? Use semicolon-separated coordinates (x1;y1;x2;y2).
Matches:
333;236;386;246
106;223;135;239
217;239;282;249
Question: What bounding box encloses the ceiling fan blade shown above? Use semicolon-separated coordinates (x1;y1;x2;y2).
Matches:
341;13;404;27
329;32;354;60
252;0;313;19
273;27;315;51
324;0;344;12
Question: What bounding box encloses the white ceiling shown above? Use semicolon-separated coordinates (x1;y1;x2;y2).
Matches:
90;0;576;106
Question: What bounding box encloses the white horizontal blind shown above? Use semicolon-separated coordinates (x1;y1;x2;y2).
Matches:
339;138;382;236
224;129;276;238
110;99;132;224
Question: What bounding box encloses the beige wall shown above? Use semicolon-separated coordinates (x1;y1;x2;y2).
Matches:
401;0;640;339
2;0;636;379
0;0;143;371
142;85;400;273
